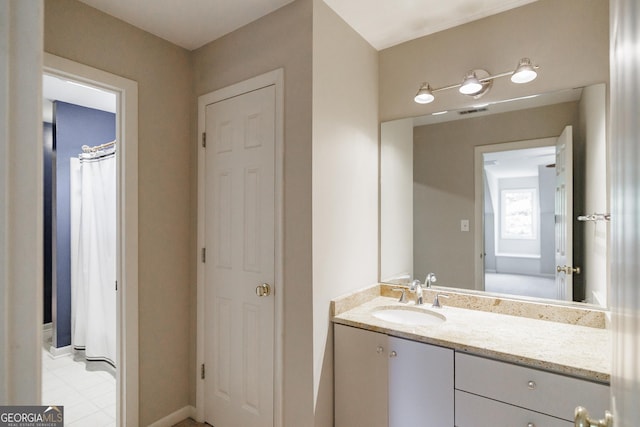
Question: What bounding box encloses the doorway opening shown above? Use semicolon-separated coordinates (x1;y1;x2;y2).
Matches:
42;72;117;424
42;53;139;426
482;144;556;299
474;134;574;301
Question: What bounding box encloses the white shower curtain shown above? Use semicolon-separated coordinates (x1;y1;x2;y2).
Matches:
70;149;117;367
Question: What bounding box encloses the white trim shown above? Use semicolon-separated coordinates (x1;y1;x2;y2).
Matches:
473;137;556;291
494;253;542;259
1;1;44;404
146;405;196;427
47;345;72;359
43;53;139;427
196;68;284;426
42;323;53;343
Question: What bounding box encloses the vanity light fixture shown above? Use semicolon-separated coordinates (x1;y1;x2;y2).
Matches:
459;71;484;95
414;83;435;104
413;57;539;104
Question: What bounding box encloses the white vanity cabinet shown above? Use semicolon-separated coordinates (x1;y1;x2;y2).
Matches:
334;324;454;427
454;353;610;427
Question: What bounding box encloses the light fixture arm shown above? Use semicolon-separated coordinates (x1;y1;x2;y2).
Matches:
429;69;530;93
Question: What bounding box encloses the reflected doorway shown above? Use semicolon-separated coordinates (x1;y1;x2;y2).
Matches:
476;136;571;301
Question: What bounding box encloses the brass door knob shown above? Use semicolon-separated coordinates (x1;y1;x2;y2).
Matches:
256;283;271;297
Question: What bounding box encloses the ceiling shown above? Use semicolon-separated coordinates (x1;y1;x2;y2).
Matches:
413;87;583;127
78;0;538;51
43;74;116;122
484;145;556;179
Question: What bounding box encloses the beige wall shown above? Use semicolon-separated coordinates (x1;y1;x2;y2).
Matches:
379;0;609;122
413;102;579;289
44;1;192;424
192;1;315;425
311;1;379;425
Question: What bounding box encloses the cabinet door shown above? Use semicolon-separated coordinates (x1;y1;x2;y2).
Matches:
388;336;454;427
335;324;388;427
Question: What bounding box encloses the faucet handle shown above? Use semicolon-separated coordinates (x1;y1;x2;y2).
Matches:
432;293;449;308
425;273;437;287
392;288;408;303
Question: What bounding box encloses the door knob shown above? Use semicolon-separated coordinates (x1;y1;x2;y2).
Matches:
256;283;271;297
574;406;613;427
557;265;581;275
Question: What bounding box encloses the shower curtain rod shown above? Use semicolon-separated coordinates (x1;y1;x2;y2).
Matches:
82;140;116;153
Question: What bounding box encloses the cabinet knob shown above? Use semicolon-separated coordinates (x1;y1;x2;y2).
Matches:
527;380;536;390
389;350;397;358
527;423;535;427
376;346;384;354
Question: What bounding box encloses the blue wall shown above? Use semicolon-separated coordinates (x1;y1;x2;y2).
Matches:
43;122;53;325
52;101;115;347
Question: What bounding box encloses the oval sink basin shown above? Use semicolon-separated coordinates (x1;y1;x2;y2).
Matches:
372;307;446;326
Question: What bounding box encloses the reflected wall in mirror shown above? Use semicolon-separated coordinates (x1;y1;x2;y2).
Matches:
378;0;609;308
381;84;608;306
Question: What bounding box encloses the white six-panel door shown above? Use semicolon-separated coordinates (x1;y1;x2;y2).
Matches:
204;85;276;427
554;125;573;301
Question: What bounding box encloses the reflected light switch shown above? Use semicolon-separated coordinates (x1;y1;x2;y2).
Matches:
461;219;470;232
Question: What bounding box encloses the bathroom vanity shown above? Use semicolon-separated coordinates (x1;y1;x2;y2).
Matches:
332;285;610;427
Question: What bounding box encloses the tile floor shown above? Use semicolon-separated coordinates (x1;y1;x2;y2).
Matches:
42;341;116;427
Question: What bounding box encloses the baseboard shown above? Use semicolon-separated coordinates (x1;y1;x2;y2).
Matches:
147;405;196;427
42;323;53;341
48;344;72;358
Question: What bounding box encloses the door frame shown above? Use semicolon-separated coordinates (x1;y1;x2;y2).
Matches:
196;69;284;426
473;137;557;292
43;53;140;426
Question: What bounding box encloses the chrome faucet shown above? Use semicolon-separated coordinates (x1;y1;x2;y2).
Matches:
425;273;437;288
410;279;424;305
392;288;408;303
432;293;449;309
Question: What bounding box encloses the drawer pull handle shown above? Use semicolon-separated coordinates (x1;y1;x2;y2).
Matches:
389;351;398;358
527;381;536;390
376;346;384;354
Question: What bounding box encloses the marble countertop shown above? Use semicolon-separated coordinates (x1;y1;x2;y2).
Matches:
332;289;611;383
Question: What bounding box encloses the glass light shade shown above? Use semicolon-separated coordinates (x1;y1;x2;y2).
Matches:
511;58;537;83
459;72;483;95
414;83;435;104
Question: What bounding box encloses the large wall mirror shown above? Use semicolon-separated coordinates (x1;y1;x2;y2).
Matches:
379;0;609;308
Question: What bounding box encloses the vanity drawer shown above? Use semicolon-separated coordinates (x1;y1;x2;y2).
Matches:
455;390;571;427
455;353;609;421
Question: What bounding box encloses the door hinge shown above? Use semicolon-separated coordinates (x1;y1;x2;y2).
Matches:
201;247;206;263
201;363;205;379
202;132;207;148
115;280;118;291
